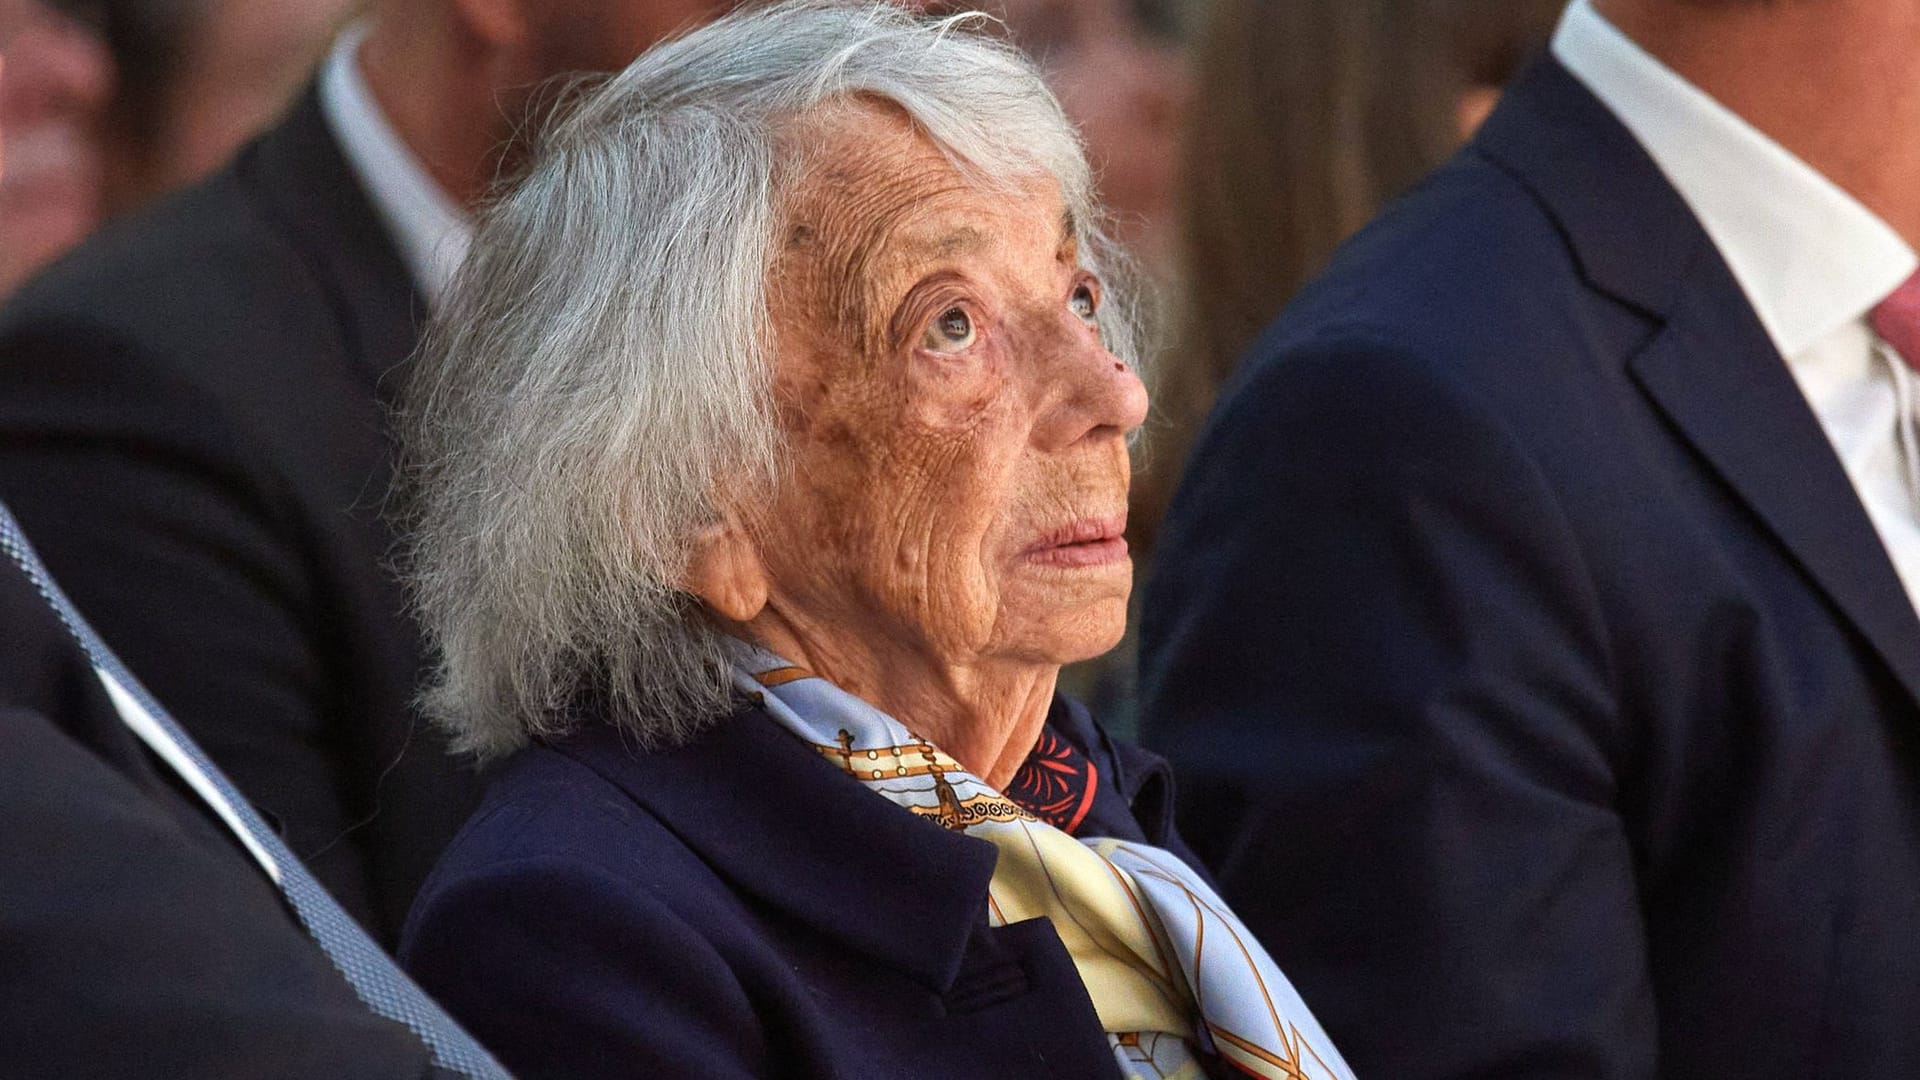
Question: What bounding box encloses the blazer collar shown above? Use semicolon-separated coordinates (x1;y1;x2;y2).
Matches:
551;704;1000;995
1473;56;1714;320
1477;57;1920;711
234;85;426;399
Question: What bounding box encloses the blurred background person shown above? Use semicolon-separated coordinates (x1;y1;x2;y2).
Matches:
0;0;111;298
88;0;358;206
0;0;354;300
0;0;741;947
1;56;500;1080
987;0;1192;282
1134;0;1564;552
1140;0;1920;1071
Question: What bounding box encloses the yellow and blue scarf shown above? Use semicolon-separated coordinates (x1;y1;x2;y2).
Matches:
734;647;1356;1080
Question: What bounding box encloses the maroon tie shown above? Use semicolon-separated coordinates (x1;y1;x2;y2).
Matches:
1871;271;1920;517
1870;271;1920;370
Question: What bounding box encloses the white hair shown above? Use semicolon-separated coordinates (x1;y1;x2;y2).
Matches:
400;0;1141;760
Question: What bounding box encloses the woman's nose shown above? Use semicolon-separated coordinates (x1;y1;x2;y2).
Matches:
1101;347;1151;436
1036;327;1150;451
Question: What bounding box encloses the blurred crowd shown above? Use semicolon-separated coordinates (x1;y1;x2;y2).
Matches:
0;0;1563;722
0;0;1559;388
0;0;355;294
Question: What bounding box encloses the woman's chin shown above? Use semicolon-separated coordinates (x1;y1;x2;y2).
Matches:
999;594;1132;668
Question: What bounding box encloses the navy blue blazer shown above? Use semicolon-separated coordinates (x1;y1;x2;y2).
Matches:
1139;57;1920;1079
401;696;1202;1079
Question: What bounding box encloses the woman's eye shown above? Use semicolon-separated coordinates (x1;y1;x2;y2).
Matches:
1069;282;1099;325
923;307;975;352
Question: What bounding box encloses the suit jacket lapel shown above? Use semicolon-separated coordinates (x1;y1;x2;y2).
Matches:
1478;57;1920;712
1629;285;1920;709
236;86;426;400
557;706;1001;994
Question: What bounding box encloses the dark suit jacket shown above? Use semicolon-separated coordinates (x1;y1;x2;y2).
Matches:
0;525;442;1078
1139;57;1920;1079
401;697;1202;1080
0;89;480;942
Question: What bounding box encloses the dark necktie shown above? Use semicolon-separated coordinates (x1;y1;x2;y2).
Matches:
0;501;508;1079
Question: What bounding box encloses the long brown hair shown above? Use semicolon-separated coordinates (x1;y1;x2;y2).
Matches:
1134;0;1562;552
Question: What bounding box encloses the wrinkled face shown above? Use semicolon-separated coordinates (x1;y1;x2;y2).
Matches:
754;105;1148;671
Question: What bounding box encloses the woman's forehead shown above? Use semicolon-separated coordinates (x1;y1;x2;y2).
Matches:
774;108;1071;333
780;104;1067;261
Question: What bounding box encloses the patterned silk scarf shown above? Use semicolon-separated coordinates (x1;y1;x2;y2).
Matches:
732;649;1356;1080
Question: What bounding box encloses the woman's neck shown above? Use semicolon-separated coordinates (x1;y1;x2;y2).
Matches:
742;612;1058;790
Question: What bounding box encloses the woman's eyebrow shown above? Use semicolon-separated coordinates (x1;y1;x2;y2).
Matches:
870;224;985;304
911;225;988;258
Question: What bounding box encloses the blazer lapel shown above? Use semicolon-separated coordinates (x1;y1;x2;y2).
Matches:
1629;286;1920;709
1479;57;1920;711
557;706;1001;994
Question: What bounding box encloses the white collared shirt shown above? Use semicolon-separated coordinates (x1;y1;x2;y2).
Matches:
1553;0;1920;615
318;23;472;308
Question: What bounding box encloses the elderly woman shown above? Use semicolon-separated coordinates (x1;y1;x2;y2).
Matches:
397;5;1354;1079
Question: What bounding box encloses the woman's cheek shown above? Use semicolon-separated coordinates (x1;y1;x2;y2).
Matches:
904;341;1005;433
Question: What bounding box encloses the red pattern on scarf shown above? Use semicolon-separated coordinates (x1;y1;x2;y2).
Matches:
1006;727;1099;835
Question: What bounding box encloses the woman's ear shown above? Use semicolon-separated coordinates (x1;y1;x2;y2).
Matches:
683;517;771;625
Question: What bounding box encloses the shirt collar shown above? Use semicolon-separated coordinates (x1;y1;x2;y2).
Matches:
1551;0;1916;359
317;23;472;309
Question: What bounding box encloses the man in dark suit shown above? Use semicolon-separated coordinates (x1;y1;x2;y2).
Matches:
1139;0;1920;1076
1;68;473;1076
0;0;734;943
0;502;505;1078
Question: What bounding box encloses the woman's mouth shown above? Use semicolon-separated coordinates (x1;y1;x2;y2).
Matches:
1020;514;1129;568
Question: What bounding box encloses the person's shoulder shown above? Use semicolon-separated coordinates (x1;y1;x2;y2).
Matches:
0;150;401;495
426;742;678;866
3;167;307;344
1201;149;1650;464
1253;147;1611;384
400;737;775;1080
0;139;391;437
0;171;338;444
399;737;764;1006
412;738;731;918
